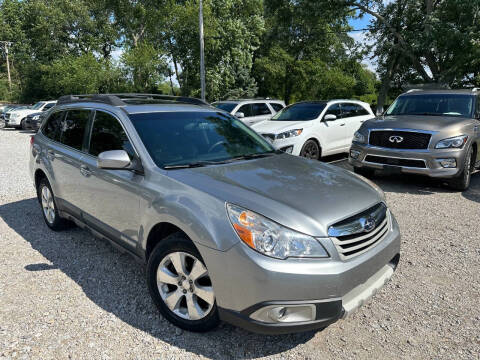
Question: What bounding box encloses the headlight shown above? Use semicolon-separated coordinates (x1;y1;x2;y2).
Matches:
276;129;303;140
353;131;367;143
33;115;40;120
435;135;468;149
227;204;329;259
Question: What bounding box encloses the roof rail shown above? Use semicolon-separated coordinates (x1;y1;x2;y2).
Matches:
406;89;421;93
472;88;480;92
57;94;208;106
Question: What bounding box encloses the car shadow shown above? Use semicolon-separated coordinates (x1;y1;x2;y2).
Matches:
0;197;315;359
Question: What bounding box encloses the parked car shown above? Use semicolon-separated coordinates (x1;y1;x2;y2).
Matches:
1;104;23;120
252;100;374;159
212;99;285;126
6;100;56;129
25;111;47;131
349;89;480;190
30;94;400;334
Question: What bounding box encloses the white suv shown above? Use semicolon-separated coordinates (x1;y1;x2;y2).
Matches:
212;99;285;126
6;100;57;129
252;100;374;159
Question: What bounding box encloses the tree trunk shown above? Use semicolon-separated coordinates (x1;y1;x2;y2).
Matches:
377;55;398;115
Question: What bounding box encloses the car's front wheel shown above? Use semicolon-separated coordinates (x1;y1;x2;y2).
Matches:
300;139;321;160
448;147;474;191
20;119;26;130
147;233;219;332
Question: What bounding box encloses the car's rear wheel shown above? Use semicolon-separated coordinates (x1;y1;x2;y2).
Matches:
37;178;71;231
20;119;26;130
300;140;320;160
147;233;219;332
448;147;474;191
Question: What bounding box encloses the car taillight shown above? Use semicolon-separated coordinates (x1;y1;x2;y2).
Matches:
30;135;34;147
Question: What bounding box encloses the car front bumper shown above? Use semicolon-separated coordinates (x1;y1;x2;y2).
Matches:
199;213;401;334
349;142;468;178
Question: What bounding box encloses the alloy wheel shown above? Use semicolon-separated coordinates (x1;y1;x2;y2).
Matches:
41;185;55;224
156;251;215;321
302;141;319;159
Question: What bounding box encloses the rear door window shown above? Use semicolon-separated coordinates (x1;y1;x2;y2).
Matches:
252;103;271;116
43;111;65;142
59;109;90;151
88;111;135;157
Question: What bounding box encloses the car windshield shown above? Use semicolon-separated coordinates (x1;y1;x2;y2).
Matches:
31;102;45;110
271;103;327;121
129;111;276;168
386;94;475;118
212;102;237;113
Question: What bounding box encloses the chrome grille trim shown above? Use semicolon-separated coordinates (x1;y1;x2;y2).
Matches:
328;204;391;260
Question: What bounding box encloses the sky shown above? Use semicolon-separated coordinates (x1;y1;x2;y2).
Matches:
349;13;376;72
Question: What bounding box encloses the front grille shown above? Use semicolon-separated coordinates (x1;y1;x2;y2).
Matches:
365;155;426;168
262;133;276;141
328;203;390;260
369;130;431;149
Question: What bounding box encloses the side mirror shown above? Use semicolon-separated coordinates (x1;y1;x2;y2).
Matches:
324;114;337;121
235;112;245;119
97;150;131;169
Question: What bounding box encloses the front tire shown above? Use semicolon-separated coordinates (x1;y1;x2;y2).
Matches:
147;233;220;332
37;178;71;231
448;147;474;191
20;119;26;130
300;139;321;160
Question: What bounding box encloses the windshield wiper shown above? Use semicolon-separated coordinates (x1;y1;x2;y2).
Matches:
407;112;443;116
163;161;218;169
228;151;278;162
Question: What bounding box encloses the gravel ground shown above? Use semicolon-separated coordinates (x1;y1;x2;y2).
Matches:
0;129;479;360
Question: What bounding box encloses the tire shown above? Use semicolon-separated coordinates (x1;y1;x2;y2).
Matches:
353;166;375;178
448;147;474;191
37;178;72;231
147;232;220;332
20;119;26;130
300;139;321;160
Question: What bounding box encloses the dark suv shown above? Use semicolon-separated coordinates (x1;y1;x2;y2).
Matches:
349;89;480;190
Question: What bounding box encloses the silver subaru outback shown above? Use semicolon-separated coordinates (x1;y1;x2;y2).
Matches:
349;89;480;190
29;94;400;334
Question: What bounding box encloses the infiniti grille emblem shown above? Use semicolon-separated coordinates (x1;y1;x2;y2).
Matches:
389;135;404;143
363;217;376;232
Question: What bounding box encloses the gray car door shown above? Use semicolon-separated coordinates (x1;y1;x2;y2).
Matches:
76;110;143;251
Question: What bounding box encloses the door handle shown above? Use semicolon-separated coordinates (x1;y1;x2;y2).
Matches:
339;123;346;126
80;165;92;177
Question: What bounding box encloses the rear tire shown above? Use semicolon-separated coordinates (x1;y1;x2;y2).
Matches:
146;232;220;332
300;140;321;160
20;119;26;130
448;147;474;191
37;178;72;231
353;166;375;178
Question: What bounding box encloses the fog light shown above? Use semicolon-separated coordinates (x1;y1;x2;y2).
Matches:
280;145;294;154
437;158;457;168
250;304;316;323
350;150;361;159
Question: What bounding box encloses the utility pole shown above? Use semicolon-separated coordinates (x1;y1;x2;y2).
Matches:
199;0;206;101
0;41;12;91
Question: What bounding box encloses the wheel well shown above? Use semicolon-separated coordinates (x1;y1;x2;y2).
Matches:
472;142;477;165
145;223;187;260
34;169;47;190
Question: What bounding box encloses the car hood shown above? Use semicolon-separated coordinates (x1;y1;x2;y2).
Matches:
167;154;383;237
367;115;473;132
252;120;313;134
10;109;38;117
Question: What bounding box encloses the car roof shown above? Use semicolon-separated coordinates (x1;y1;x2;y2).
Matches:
401;89;478;96
123;103;217;115
213;99;284;103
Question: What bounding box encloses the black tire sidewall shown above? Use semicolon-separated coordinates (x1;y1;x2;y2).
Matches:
449;147;473;191
146;233;220;332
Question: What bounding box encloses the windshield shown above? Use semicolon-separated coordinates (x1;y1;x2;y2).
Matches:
129;111;275;168
31;102;45;110
271;103;327;121
386;94;475;118
212;102;237;113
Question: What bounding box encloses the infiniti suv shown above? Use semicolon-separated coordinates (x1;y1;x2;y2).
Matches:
30;94;400;334
350;89;480;190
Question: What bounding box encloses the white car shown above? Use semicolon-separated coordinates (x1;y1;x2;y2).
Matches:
252;100;374;159
212;99;285;126
6;100;57;129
